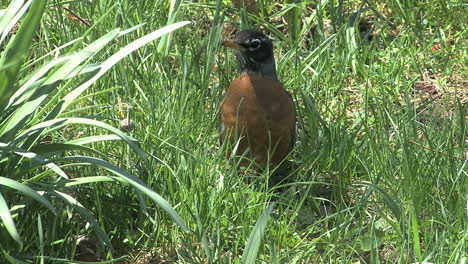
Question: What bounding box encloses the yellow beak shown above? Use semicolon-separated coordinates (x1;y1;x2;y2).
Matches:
221;41;246;52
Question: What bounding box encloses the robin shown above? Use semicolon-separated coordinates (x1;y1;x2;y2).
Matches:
220;29;296;169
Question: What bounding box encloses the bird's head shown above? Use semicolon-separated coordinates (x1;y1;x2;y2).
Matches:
222;29;277;79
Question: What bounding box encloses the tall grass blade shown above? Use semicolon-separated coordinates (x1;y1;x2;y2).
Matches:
0;29;120;142
0;177;56;214
59;155;189;232
52;190;113;250
0;0;31;44
37;214;44;264
157;0;183;55
0;143;68;179
301;34;336;75
411;206;423;262
0;192;21;246
14;118;146;161
67;134;125;145
241;202;275;264
7;55;72;108
52;21;191;119
3;252;29;264
0;0;46;110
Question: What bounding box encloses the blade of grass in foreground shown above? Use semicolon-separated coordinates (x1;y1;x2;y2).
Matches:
411;206;423;262
241;203;275;264
0;192;22;247
0;177;56;214
0;142;68;179
0;0;31;43
58;156;189;232
52;190;113;250
0;0;46;110
0;29;121;142
53;21;191;118
14;118;146;162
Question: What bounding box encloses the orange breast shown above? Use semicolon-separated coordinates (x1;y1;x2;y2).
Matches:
220;72;295;168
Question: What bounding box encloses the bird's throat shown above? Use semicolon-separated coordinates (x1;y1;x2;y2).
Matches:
236;54;278;79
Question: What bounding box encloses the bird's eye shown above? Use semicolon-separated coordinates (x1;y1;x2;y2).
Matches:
249;40;261;50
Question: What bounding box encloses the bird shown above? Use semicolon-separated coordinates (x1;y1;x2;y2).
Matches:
220;29;296;169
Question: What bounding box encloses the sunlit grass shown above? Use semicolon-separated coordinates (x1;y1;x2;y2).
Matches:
0;0;466;263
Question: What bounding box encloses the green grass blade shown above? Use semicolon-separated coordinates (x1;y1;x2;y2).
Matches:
14;117;146;161
0;0;31;43
9;61;100;109
29;143;106;159
0;0;46;111
52;190;113;251
52;176;121;188
7;55;74;109
117;23;146;37
285;0;302;42
241;202;275;264
59;155;189;232
67;134;126;145
0;28;121;142
0;177;57;214
357;181;402;221
411;206;423;262
0;142;68;179
157;0;183;55
37;214;44;264
19;37;82;73
53;21;191;118
0;192;22;247
2;251;29;264
16;143;108;177
300;34;336;75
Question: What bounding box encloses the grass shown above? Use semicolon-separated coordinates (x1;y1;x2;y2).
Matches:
0;0;467;263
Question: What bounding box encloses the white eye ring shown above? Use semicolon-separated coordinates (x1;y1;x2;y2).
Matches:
248;39;261;50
